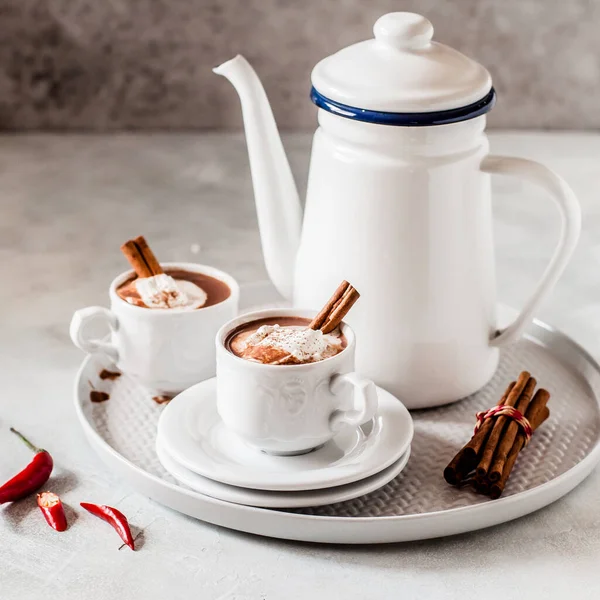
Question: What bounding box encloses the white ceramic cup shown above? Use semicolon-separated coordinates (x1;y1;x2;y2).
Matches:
215;308;378;455
70;262;239;394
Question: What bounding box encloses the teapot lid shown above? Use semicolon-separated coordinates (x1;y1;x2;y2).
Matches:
311;12;494;126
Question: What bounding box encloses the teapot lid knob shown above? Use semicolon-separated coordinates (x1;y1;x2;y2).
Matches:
373;12;433;50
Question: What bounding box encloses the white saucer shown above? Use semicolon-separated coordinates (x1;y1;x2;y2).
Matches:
157;378;413;492
157;437;411;508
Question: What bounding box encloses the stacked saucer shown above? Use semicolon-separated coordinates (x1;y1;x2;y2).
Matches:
156;378;414;508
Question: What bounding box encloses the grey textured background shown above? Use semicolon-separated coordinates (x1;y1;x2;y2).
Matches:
0;0;598;131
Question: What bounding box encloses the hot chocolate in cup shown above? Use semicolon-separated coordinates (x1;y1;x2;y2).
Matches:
226;315;348;365
116;267;232;310
216;308;378;456
70;262;239;395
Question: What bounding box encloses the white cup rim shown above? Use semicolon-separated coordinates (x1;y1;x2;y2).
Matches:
108;262;240;315
216;307;355;371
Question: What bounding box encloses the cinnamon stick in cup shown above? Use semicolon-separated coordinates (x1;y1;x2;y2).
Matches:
120;240;153;278
308;281;360;334
133;235;164;275
308;281;350;331
120;235;164;278
321;287;360;334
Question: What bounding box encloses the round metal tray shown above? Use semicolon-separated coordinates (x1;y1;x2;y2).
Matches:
74;293;600;543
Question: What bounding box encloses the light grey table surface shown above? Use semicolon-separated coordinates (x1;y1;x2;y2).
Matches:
1;132;600;599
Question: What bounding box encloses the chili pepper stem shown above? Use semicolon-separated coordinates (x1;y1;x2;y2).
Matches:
9;428;42;453
119;530;143;551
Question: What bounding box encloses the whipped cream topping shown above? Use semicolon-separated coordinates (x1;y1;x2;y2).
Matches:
134;274;207;309
244;324;342;363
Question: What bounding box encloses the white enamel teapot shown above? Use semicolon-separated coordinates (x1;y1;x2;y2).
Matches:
214;12;580;408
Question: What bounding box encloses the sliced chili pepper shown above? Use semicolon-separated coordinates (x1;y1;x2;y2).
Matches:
80;502;135;550
0;428;53;504
37;492;68;532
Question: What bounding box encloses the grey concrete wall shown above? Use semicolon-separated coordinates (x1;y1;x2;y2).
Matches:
0;0;598;130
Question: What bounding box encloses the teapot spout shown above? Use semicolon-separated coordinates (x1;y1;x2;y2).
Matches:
214;55;302;300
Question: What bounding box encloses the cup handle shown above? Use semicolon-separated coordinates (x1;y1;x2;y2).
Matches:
328;372;378;432
69;307;120;362
482;155;581;347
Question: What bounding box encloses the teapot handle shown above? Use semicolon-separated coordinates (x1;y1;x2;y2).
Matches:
482;156;581;347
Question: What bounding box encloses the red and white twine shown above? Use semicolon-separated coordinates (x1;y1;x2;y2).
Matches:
474;405;533;445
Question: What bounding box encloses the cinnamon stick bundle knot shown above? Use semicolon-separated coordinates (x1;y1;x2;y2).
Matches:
474;405;533;444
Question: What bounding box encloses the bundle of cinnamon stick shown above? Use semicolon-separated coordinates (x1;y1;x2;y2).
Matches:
444;371;550;499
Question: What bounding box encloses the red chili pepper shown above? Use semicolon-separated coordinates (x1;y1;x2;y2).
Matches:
0;428;53;503
80;502;135;550
37;492;68;532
